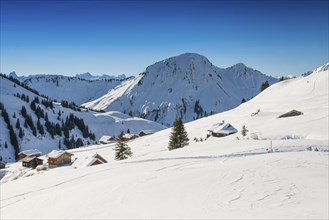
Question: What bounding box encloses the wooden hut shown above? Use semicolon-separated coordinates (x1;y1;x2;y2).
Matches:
18;149;42;161
48;150;74;168
278;110;303;118
72;152;108;168
207;122;238;138
98;136;115;144
22;156;43;169
139;130;155;137
121;133;139;141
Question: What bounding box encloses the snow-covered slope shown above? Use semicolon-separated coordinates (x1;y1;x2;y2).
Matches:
0;75;166;162
1;64;327;219
23;75;125;105
82;53;277;126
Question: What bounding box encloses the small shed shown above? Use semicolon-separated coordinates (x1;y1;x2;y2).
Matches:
139;130;155;137
72;152;108;168
278;110;303;118
18;149;42;161
22;156;43;169
121;133;139;141
48;150;74;168
207;122;238;138
99;136;115;144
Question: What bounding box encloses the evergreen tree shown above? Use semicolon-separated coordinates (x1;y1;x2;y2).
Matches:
21;106;27;118
168;117;189;151
19;128;24;139
241;98;246;103
241;125;248;137
4;141;8;149
13;112;16;118
260;81;270;92
30;100;36;111
114;132;133;160
16;118;20;129
76;138;84;147
37;119;45;135
55;123;62;136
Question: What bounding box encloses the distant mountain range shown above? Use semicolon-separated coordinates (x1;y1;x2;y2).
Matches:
8;73;131;105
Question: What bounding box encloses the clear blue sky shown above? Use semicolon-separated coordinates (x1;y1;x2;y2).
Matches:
1;0;328;77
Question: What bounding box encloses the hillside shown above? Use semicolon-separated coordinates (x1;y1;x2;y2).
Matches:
0;75;166;162
82;53;277;126
0;65;327;219
9;73;128;105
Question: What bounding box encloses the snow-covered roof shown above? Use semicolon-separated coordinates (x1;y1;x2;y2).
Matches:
209;122;238;135
18;149;42;156
22;156;43;163
72;152;107;168
123;133;138;139
99;136;115;143
48;150;73;159
139;130;155;135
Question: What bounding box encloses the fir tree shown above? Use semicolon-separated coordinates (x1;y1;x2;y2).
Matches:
241;125;248;137
260;81;270;92
168;117;189;150
114;132;133;160
13;112;16;118
4;141;8;149
21;106;27;118
16;118;20;129
19;128;24;139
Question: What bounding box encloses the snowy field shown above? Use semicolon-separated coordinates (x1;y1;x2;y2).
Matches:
1;66;328;219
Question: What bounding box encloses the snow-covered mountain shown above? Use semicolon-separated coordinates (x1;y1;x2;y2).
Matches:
82;53;277;126
75;72;127;81
0;75;166;162
8;73;131;105
1;63;328;219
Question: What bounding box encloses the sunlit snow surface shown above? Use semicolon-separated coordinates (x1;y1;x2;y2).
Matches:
1;66;328;219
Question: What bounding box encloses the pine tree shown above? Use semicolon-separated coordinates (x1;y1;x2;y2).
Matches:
241;125;248;137
21;106;27;118
168;117;189;151
260;81;270;92
4;141;8;149
16;118;20;129
19;128;24;139
114;132;133;160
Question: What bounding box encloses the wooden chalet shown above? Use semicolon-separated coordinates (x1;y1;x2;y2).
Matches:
278;110;303;118
18;149;42;161
48;150;74;168
72;152;108;168
98;136;115;144
22;156;43;169
121;133;139;141
207;122;238;138
139;130;155;137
